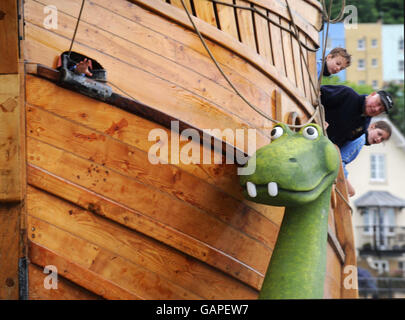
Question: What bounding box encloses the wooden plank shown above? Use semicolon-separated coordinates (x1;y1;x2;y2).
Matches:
170;0;192;13
26;136;270;278
235;0;257;51
26;104;278;250
24;74;281;227
323;243;342;298
254;6;273;65
123;0;318;116
268;11;285;77
333;165;358;299
29;0;268;116
31;0;315;123
300;31;311;101
137;0;321;44
29;242;140;300
0;0;24;299
27;163;265;290
280;18;296;86
27;187;259;298
28;263;102;300
27;214;201;299
0;204;20;299
241;0;322;39
291;23;306;98
216;0;239;39
23;21;269;151
0;0;19;74
194;0;217;27
24;0;270;133
0;74;21;202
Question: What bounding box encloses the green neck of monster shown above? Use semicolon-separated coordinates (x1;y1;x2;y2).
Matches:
259;187;332;299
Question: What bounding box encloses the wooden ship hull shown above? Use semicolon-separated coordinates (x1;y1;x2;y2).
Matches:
0;0;357;299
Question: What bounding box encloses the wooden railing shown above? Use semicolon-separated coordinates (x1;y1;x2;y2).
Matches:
164;0;322;105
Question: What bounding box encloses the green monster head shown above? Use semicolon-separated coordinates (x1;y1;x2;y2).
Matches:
240;123;340;207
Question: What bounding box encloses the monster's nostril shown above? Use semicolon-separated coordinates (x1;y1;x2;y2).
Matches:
289;158;297;163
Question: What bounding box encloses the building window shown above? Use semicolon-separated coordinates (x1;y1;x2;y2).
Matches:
371;154;386;181
371;39;378;48
371;58;378;67
358;80;366;85
358;59;366;70
363;208;376;234
374;260;389;275
372;80;378;88
358;39;365;50
400;38;404;50
400;60;404;72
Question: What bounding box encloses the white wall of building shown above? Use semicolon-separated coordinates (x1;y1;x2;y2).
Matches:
382;25;404;84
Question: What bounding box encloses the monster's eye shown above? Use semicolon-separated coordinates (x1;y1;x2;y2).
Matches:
302;126;319;140
270;126;284;140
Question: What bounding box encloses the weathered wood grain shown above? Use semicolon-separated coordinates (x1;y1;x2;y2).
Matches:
24;0;271;137
26;104;279;250
28;263;102;300
29;242;139;300
27;214;201;299
27;164;265;290
235;0;257;51
0;74;21;201
254;6;273;65
216;0;239;39
0;204;20;299
0;0;19;74
194;0;217;27
27;187;259;298
26;137;271;278
25;74;283;227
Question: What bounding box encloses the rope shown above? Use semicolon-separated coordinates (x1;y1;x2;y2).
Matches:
67;0;86;58
334;183;354;213
179;0;320;131
207;0;318;52
321;0;346;24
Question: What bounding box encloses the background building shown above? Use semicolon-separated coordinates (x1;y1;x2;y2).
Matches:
345;22;384;89
346;115;405;297
381;25;404;85
317;22;347;81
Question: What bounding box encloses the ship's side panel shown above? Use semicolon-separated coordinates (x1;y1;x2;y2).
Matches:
23;0;356;299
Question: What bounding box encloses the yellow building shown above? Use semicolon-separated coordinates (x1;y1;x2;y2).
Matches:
345;23;383;89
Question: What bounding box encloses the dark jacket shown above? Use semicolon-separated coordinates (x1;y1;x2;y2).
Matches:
320;85;371;148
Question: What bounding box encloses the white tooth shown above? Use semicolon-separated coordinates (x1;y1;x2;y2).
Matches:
268;182;278;197
246;182;257;198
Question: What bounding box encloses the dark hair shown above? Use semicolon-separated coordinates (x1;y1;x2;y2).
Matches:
328;47;352;66
372;121;392;139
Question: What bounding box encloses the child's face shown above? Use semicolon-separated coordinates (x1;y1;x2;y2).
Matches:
367;127;389;145
326;55;348;74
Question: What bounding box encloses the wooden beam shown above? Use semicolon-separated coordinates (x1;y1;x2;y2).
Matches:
0;0;25;300
29;64;248;161
0;0;19;74
0;74;21;202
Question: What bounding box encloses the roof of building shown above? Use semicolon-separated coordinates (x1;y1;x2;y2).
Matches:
355;190;405;208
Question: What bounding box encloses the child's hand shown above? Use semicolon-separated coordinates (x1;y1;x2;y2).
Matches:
75;58;93;76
